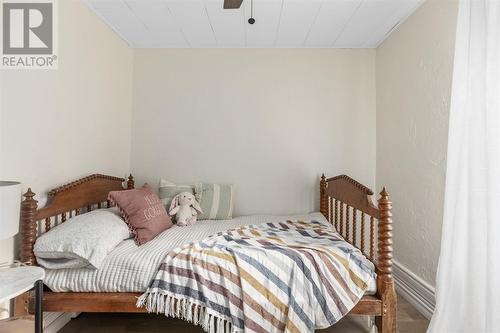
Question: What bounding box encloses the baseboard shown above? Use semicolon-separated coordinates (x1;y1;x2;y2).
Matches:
393;260;435;319
44;312;73;333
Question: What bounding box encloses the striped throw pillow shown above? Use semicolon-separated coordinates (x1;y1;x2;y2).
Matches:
195;183;234;220
158;179;194;209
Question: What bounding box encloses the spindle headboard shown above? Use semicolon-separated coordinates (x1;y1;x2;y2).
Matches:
319;174;393;283
20;174;135;265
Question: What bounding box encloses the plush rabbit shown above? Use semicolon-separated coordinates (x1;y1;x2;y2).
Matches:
169;192;203;226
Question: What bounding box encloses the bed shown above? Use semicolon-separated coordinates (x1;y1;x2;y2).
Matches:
15;173;396;333
41;212;375;294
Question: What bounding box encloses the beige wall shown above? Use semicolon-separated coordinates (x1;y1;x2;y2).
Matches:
376;0;458;285
0;0;133;314
131;49;376;216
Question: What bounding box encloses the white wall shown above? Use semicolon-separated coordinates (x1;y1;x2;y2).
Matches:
376;0;458;285
0;0;458;310
131;49;376;216
0;0;133;316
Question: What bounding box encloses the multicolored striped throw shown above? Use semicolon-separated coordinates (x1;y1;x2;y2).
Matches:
137;220;376;333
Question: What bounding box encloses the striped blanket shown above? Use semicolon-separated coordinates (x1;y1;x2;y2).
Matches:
137;220;375;333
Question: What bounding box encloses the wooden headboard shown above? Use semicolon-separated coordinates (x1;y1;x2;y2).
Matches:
20;174;135;265
319;174;393;283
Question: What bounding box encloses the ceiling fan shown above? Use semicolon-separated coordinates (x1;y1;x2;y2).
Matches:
224;0;255;24
223;0;243;9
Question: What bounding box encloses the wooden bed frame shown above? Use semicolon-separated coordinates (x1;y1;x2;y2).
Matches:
15;173;396;333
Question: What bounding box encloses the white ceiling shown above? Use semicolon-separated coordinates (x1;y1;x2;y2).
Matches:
84;0;423;48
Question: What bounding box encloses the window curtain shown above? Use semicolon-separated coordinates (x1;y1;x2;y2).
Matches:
428;1;500;332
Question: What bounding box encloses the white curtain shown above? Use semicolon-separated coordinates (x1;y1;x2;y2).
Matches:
428;1;500;332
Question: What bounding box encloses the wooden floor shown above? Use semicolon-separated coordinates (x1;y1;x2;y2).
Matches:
59;295;429;333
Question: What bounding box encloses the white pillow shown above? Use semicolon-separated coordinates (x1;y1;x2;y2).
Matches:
34;208;130;270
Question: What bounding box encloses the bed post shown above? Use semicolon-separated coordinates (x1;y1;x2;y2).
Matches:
320;174;328;219
376;187;396;333
20;188;38;266
127;174;135;189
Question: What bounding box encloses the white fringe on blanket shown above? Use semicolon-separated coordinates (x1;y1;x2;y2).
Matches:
137;292;234;333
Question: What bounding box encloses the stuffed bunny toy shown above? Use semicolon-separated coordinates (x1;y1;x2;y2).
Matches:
169;192;203;226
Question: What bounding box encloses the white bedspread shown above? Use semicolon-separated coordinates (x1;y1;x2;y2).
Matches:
44;212;376;294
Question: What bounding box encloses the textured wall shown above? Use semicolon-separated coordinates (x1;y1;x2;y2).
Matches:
376;0;458;285
131;49;376;216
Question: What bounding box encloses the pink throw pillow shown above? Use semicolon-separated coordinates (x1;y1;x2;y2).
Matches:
108;184;173;245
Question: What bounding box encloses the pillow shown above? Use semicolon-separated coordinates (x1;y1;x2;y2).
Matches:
34;208;130;270
158;179;194;209
108;184;173;245
195;183;234;220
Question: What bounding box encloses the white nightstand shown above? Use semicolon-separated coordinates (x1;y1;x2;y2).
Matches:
0;266;45;333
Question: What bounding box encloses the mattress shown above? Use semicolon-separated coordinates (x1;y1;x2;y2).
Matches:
44;212;377;294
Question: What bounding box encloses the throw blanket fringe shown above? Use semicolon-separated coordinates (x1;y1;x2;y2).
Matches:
137;292;232;333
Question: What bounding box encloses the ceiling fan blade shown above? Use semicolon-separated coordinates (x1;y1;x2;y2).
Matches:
223;0;243;9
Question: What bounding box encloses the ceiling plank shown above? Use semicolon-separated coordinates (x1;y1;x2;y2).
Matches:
334;0;421;48
244;0;283;47
205;0;246;47
275;0;323;47
87;0;147;47
363;0;423;47
165;0;217;47
305;0;362;47
124;0;187;47
84;0;424;48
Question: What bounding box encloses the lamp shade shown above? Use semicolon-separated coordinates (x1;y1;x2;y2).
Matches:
0;181;21;240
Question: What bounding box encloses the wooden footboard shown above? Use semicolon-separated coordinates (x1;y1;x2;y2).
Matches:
320;174;396;333
15;173;395;333
18;292;383;316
